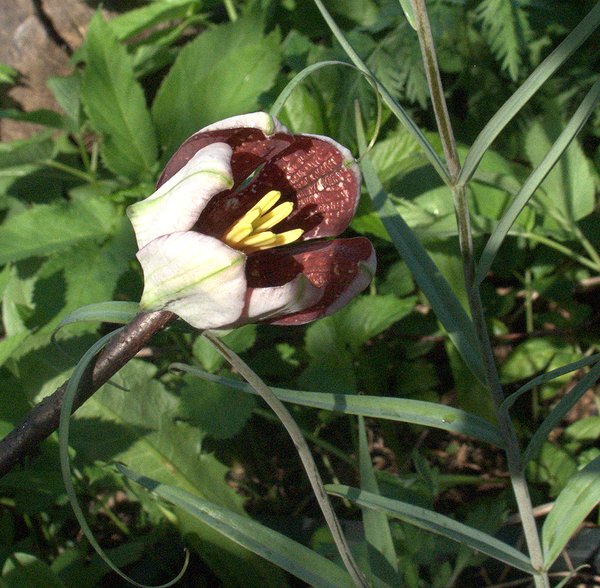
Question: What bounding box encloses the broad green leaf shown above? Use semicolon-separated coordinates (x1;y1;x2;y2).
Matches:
47;74;81;127
524;361;600;465
326;485;535;573
0;133;54;169
356;118;486;384
119;466;353;588
501;354;600;411
2;553;65;588
542;456;600;569
81;13;158;179
499;338;574;385
31;222;136;331
358;417;399;587
0;109;64;129
172;365;505;447
525;104;596;227
0;63;18;84
177;377;256;439
109;0;198;40
0;333;28;370
459;2;600;183
72;360;240;510
152;16;281;156
0;196;117;264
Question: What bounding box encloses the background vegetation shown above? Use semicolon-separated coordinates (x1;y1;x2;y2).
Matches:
0;0;598;586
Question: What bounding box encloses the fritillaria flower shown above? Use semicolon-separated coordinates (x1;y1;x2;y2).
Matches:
127;112;376;329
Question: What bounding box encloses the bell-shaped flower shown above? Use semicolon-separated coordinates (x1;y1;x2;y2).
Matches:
127;112;376;329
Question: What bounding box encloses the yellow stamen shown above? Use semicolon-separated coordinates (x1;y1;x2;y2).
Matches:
238;231;277;248
222;208;261;244
253;190;281;214
221;190;304;253
253;201;294;232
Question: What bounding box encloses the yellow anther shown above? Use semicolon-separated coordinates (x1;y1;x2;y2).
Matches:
221;190;303;253
271;229;304;248
253;201;294;232
238;231;277;248
222;208;261;244
253;190;281;214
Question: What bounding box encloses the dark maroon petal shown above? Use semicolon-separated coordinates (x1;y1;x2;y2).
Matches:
245;237;375;325
157;128;294;189
197;134;361;240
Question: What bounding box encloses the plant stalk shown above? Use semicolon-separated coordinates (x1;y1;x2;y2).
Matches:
411;0;549;583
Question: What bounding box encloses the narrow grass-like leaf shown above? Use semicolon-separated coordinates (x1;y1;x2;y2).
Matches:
327;485;535;574
202;334;368;587
459;2;600;184
542;456;600;569
82;13;158;179
501;353;600;412
355;113;486;385
52;301;140;339
476;81;600;283
524;361;600;465
172;365;504;447
398;0;416;29
59;330;188;588
358;417;399;587
312;0;449;183
118;465;352;588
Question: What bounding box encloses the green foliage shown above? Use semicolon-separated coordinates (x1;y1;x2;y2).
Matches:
0;0;598;585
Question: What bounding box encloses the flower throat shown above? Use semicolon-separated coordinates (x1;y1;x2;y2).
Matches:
222;190;303;253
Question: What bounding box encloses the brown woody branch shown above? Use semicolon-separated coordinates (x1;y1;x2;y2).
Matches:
0;310;175;479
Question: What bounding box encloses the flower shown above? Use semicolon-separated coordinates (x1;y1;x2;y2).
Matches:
127;112;376;329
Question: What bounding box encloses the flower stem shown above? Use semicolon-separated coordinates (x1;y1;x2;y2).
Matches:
223;0;238;21
42;159;95;183
411;0;548;583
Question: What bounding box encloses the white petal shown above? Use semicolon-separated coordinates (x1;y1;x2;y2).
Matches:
244;274;323;322
195;112;288;137
127;143;234;249
138;232;246;329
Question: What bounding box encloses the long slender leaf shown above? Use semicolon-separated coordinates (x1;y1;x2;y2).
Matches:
542;456;600;569
172;364;504;447
501;353;600;412
118;465;352;588
476;81;600;283
459;2;600;184
358;416;399;587
524;361;600;464
59;329;188;588
355;113;487;385
53;301;140;337
326;485;535;574
311;0;449;183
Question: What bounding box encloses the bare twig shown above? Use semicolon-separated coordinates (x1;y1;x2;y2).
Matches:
0;310;175;479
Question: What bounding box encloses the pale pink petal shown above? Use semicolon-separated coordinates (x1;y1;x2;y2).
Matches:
127;143;233;249
137;232;246;329
195;112;288;136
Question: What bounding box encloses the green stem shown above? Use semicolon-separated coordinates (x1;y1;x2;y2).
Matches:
411;1;548;584
223;0;238;21
572;223;600;269
525;269;534;334
518;231;600;272
41;159;95;183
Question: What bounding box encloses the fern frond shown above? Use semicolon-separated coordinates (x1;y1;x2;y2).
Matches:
475;0;531;81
